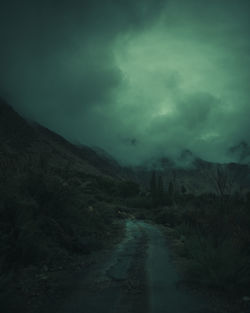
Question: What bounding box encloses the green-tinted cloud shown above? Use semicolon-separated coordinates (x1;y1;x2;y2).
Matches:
0;0;249;165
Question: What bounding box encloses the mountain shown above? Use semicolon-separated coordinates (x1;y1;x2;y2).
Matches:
0;97;131;276
229;142;250;164
1;96;249;197
0;97;123;179
123;154;250;196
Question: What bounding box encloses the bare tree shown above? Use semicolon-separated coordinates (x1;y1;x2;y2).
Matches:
209;164;233;198
196;162;234;199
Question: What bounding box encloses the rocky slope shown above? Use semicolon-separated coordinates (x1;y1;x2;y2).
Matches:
0;97;127;278
0;97;123;179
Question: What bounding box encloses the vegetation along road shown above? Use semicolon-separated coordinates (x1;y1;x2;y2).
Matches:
44;219;212;313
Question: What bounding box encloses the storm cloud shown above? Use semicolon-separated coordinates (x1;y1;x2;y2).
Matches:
0;0;250;165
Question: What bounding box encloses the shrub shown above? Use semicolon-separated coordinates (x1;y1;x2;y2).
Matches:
182;234;250;293
125;196;151;209
154;206;181;226
118;180;140;198
0;163;120;271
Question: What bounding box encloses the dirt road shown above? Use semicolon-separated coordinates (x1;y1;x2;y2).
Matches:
44;220;212;313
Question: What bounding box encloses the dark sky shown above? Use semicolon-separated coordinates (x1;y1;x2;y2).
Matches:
1;0;250;165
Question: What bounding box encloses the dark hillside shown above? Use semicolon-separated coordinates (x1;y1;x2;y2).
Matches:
0;97;123;179
0;98;129;278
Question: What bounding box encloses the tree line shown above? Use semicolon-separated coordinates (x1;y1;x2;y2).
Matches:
150;171;182;207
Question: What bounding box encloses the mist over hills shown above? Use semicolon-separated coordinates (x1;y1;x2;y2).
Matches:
1;97;249;197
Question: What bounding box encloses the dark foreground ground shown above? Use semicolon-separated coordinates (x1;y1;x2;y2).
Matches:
1;219;244;313
44;220;213;313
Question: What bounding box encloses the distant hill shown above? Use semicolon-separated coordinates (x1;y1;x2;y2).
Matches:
123;154;250;196
1;96;249;197
0;97;123;179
